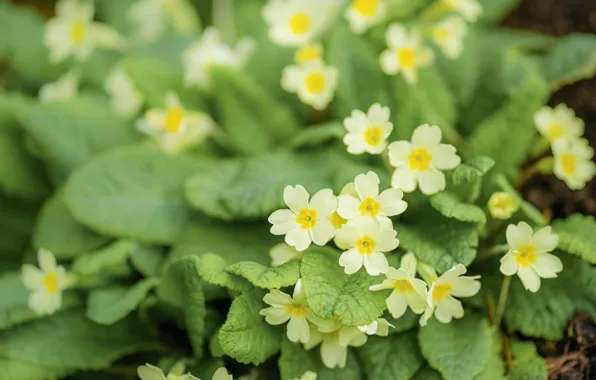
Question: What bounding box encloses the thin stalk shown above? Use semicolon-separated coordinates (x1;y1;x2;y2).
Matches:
494;275;512;326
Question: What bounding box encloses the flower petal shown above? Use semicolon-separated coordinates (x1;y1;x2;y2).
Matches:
449;276;481;298
311;221;335;246
269;209;297;235
386;291;408;318
506;222;533;250
263;289;293;307
430;144;461;170
286;227;312;251
287;315;310;343
321;334;347;369
354;171;380;199
391;167;417;193
309;188;338;218
284;185;310;212
517;266;541;292
260;307;292;325
363;252;389;276
388;141;411;167
412;124;442;148
339;248;364;274
499;252;519;276
418;169;446;195
531;226;559;253
532;253;563;278
38;249;57;273
137;364;168;380
368;103;390;124
337;194;361;219
377;188;407;216
21;264;43;290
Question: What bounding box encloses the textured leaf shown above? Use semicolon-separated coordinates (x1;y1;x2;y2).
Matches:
86;277;159;325
413;366;442;380
508;340;547;380
541;33;596;91
218;290;282;365
472;328;506;380
300;247;387;326
430;192;487;224
552;214;596;263
226;260;300;289
419;314;492;380
396;206;479;273
196;253;252;292
64;145;204;244
359;331;424;380
451;157;495;185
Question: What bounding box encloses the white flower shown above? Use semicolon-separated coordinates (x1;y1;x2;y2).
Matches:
552;138;596;190
136;92;214;154
269;185;338;251
442;0;482;22
39;70;80;103
292;371;317;380
260;279;326;343
128;0;199;42
137;363;199;380
45;0;124;63
534;104;584;143
420;264;480;326
337;171;407;228
335;216;399;275
262;0;328;47
183;27;255;90
357;318;393;335
343;103;393;155
282;59;339;110
432;16;467;59
379;23;434;84
212;367;233;380
104;66;144;119
488;192;519;220
295;42;324;64
21;249;68;316
500;222;562;293
270;243;304;267
388;124;461;195
344;0;387;34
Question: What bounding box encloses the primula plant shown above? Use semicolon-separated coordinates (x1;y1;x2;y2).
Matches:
1;0;596;379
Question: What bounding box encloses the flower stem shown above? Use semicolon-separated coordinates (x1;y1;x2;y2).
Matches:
494;275;512;326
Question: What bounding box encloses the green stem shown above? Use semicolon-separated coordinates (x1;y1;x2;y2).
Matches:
494;275;512;326
495;173;548;226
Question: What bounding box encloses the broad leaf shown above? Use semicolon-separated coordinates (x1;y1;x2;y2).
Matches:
71;240;136;277
472;328;506;380
226;260;300;289
508;340;547;380
430;192;487;224
450;157;495;185
541;33;596;91
196;253;252;292
359;331;424;380
552;214;596;264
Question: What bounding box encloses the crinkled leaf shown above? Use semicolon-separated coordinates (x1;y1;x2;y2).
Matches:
196;253;252;292
430;192;487;224
472;328;506;380
359;331;424;380
451;157;495;185
552;214;596;264
508;340;547;380
226;260;300;289
419;314;492;380
541;33;596;91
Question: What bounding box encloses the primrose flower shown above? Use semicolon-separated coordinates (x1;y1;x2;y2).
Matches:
45;0;124;63
128;0;199;42
552;138;596;190
136;92;214;154
21;249;68;316
39;70;80;103
344;0;387;34
388;124;461;195
488;192;519;219
343;103;393;155
369;253;428;319
262;0;328;47
500;222;562;293
357;318;393;335
380;23;434;85
295;42;324;64
260;279;326;343
420;264;480;325
183;27;255;90
282;58;339;110
269;185;337;251
337;171;407;227
335;216;399;275
270;243;304;267
137;363;199;380
441;0;482;22
104;66;144;119
432;16;467;59
534;104;584;143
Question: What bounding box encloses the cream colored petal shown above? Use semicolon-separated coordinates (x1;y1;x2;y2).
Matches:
286;227;312;251
412;124;442;149
388;141;412;167
449;276;481;298
284;185;310;212
263;289;293;307
532;253;563;278
517;266;541;293
417;169;446;195
344;109;368;133
339;248;364;275
379;49;399;75
137;364;168;380
287;315;311;343
354;171;380;199
531;226;559;253
260;306;292;325
506;222;533;250
386;291;408;318
377;188;407;216
367;103;390;124
363;252;389;276
21;264;43;290
337;194;361;219
309;189;338;218
391;167;417;193
321;334;347;368
310;221;335;246
499;252;519;276
28;290;52;316
38;249;57;273
369;278;395;291
269;209;297;235
212;367;233;380
430;144;461;170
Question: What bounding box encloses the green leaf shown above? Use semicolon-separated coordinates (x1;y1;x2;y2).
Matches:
396;205;479;273
196;253;252;292
451;157;495;185
0;358;70;380
0;196;38;258
413;366;442;380
541;33;596;91
359;331;424;380
300;247;387;326
472;328;506;380
419;314;492;380
218;290;282;365
290;122;345;149
0;310;156;372
64;145;203;244
34;192;109;259
388;309;420;334
130;245;163;277
430;192;487;224
71;240;135;277
552;214;596;264
19;98;140;182
279;339;362;380
507;340;547;380
86;277;160;325
476;0;521;23
226;260;300;289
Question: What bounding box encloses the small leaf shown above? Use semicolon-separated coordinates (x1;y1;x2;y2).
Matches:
130;245;163;277
430;192;486;224
508;339;547;380
359;331;424;380
450;157;495;185
226;260;300;289
196;253;252;292
71;240;136;277
552;214;596;264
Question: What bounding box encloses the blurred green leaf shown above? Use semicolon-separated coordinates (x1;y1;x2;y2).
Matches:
359;331;424;380
541;33;596;91
226;260;300;289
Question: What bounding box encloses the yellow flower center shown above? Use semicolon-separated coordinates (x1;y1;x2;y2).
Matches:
434;27;450;41
364;126;384;146
353;0;378;16
548;124;564;140
296;45;321;64
330;211;347;229
560;152;576;175
515;245;537;268
296;208;317;229
356;236;376;255
43;272;59;295
408;147;432;171
164;107;184;133
397;47;416;69
289;13;310;35
70;19;87;43
359;197;381;217
393;279;414;294
305;72;326;94
285;304;308;318
432;283;452;300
